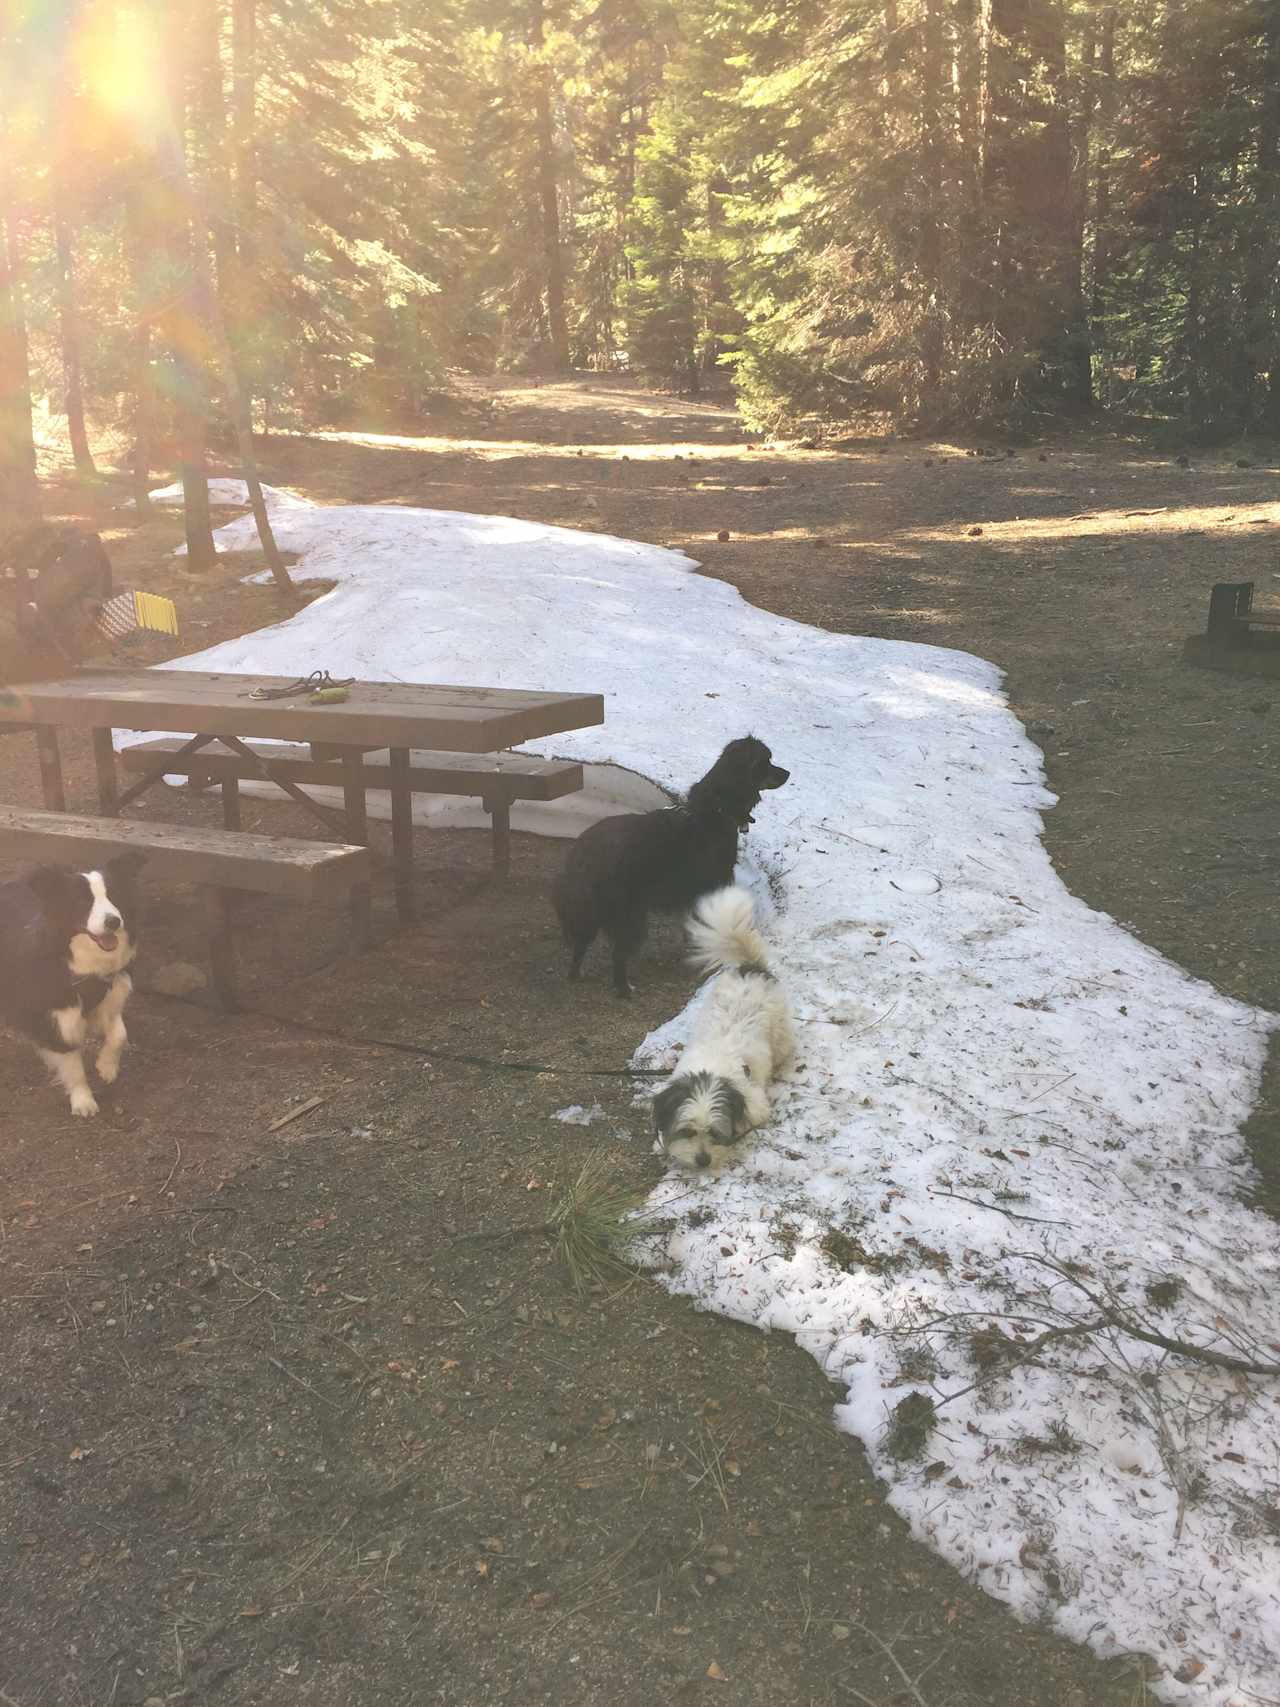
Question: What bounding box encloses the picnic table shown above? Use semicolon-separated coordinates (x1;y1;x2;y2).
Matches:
0;667;604;936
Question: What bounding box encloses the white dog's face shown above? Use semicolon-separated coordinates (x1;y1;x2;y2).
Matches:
653;1071;747;1170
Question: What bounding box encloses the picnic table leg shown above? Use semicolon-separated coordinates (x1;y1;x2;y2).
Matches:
207;888;241;1012
486;794;511;878
92;727;119;815
221;774;242;831
342;750;373;950
35;725;66;812
389;746;415;922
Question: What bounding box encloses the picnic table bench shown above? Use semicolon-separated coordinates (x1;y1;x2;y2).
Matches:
0;807;370;1009
1206;580;1280;640
118;739;585;875
0;667;603;930
1186;580;1280;678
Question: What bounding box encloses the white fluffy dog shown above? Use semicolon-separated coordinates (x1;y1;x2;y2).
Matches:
652;886;794;1170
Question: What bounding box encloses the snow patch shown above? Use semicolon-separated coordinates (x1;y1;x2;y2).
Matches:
127;477;1280;1703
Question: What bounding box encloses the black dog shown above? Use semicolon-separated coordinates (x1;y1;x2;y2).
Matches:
551;736;789;996
0;855;143;1117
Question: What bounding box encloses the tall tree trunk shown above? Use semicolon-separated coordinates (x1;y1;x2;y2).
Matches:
983;0;1073;370
0;205;40;526
173;64;292;589
1254;0;1280;430
955;0;984;215
196;0;236;308
1089;4;1116;354
54;200;98;476
1063;20;1098;411
919;0;946;406
155;0;218;570
529;0;570;372
125;189;156;517
232;0;256;257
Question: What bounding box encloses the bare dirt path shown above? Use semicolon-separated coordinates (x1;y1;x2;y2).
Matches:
1;376;1274;1707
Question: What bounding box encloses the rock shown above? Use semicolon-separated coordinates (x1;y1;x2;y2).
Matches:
967;525;983;537
1175;453;1190;466
150;961;208;998
1236;459;1254;469
716;530;731;542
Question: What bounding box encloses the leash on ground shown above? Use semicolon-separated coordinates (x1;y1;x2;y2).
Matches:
142;987;669;1077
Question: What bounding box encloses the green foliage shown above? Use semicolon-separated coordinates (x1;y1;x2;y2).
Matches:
6;0;1280;456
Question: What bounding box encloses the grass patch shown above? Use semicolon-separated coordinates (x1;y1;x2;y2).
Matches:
1014;1418;1082;1458
1143;1275;1184;1310
884;1391;937;1461
819;1227;906;1275
549;1153;648;1294
895;1342;939;1385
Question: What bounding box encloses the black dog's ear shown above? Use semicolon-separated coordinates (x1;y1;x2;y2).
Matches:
27;864;76;904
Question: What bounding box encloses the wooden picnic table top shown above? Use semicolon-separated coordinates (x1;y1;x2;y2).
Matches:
0;667;604;753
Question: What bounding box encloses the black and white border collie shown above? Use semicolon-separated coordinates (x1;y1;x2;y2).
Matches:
552;736;790;997
0;856;143;1117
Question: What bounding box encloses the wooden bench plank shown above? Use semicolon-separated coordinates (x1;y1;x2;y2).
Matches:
0;808;371;903
120;739;585;800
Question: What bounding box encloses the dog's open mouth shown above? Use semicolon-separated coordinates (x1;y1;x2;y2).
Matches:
86;930;119;952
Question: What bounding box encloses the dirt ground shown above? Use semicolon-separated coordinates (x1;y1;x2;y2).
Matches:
1;377;1276;1707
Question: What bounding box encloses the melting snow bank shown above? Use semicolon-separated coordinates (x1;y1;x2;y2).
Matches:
151;478;1278;1701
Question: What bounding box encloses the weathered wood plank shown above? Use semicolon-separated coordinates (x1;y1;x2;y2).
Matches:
120;738;585;800
0;808;371;902
0;668;604;754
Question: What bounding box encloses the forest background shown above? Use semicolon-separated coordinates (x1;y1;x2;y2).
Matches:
3;0;1279;533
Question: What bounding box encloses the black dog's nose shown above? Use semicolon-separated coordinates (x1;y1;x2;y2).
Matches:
104;912;122;931
695;1150;712;1168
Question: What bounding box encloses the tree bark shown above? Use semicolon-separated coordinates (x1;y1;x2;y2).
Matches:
983;0;1074;368
232;0;256;259
1090;5;1116;338
0;205;40;526
125;189;156;517
196;0;237;309
155;0;218;570
919;0;946;406
54;200;98;476
1063;18;1098;410
1253;0;1280;429
175;132;292;587
529;0;570;371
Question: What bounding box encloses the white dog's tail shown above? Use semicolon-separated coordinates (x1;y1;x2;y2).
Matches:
687;885;770;975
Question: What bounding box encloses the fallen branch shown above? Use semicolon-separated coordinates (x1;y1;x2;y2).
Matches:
1015;1253;1280;1376
928;1187;1068;1228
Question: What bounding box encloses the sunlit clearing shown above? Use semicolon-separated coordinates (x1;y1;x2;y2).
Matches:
909;499;1279;544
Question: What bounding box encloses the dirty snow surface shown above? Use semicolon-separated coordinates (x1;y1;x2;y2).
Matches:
152;480;1279;1702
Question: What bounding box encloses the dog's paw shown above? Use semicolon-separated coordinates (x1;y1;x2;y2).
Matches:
70;1087;100;1118
95;1050;122;1084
